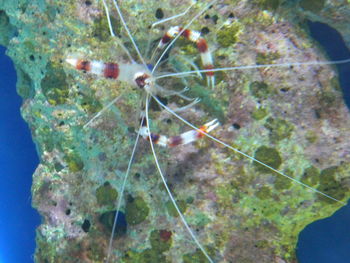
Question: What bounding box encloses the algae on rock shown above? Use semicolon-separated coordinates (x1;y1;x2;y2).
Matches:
2;0;350;262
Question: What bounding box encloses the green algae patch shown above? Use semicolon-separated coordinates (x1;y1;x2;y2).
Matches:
123;248;168;263
150;229;172;252
80;94;103;114
274;172;292;190
23;40;36;59
166;199;187;217
64;151;84;172
255;0;281;11
183;247;215;263
319;90;337;107
299;0;325;12
256;186;272;200
252;107;268;120
255;239;269;249
41;62;69;106
317;166;348;204
216;181;237;210
35;231;60;263
187;211;211;227
125;195;149;225
305;130;318;143
217;22;242;48
179;39;199;56
301;166;319;187
256;52;280;65
85;242;106;262
253;146;282;173
264;117;294;141
16;68;35;99
96;181;118;207
38;126;55;153
249;81;272;99
122;230;172;263
92;15;121;42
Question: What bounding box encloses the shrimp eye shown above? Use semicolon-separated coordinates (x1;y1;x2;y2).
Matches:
134;73;150;89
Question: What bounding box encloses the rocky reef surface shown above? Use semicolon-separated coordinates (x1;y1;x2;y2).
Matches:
1;0;350;262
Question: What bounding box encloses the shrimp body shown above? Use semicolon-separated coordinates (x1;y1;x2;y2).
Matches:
66;58;151;88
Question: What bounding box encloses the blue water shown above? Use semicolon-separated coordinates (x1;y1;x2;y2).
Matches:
296;21;350;263
297;205;350;263
0;21;350;263
0;46;40;263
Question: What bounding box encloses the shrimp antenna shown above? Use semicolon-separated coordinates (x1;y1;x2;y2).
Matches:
83;95;122;128
110;0;148;67
144;94;215;263
101;0;135;62
106;127;141;262
155;58;350;80
151;94;346;205
151;2;195;28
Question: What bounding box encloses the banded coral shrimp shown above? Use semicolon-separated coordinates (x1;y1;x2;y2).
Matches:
40;0;350;262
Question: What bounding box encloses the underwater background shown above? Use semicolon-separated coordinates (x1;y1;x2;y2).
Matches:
1;6;350;263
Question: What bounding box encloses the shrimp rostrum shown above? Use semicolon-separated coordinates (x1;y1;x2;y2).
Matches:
45;0;350;262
